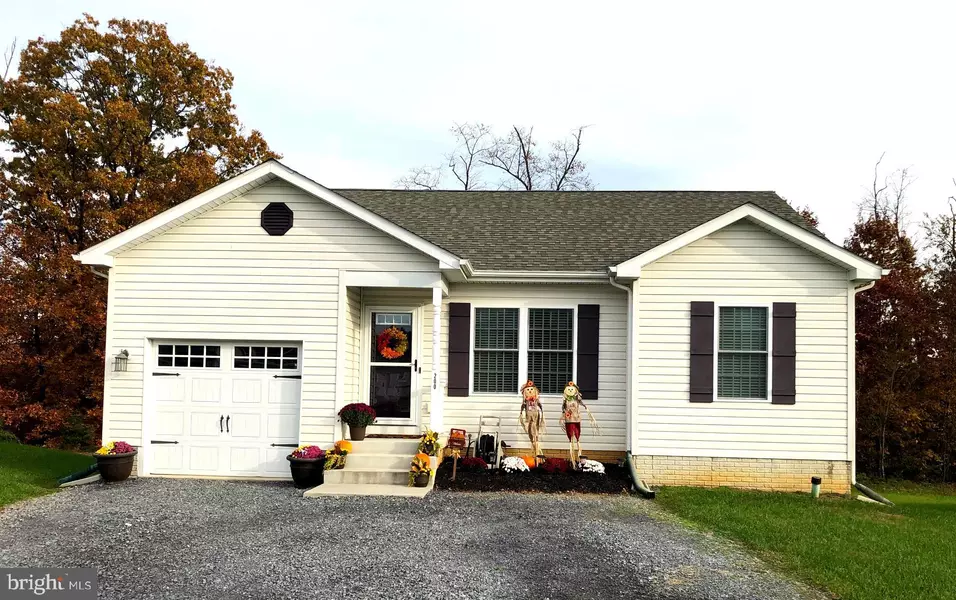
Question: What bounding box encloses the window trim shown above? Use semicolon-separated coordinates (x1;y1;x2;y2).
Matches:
469;303;578;396
713;302;773;402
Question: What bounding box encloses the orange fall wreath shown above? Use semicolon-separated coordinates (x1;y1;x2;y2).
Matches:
377;326;409;360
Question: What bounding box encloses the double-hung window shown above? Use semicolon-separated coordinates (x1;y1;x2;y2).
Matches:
527;308;574;394
473;308;519;393
472;307;574;395
716;306;769;400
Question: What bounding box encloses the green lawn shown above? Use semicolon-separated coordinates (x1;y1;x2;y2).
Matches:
0;442;94;507
657;483;956;600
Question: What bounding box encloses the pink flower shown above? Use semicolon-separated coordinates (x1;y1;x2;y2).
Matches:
290;445;325;460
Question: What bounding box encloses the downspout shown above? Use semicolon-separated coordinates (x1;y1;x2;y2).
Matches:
90;266;110;280
849;280;894;506
609;269;656;499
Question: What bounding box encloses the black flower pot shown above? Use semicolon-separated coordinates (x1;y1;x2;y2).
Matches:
288;456;326;488
95;451;137;483
413;472;430;488
349;425;367;441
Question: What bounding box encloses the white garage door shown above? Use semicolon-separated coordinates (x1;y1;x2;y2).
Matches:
148;341;301;478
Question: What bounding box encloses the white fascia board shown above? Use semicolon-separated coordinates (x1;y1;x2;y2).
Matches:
72;160;462;269
614;204;884;281
341;270;448;294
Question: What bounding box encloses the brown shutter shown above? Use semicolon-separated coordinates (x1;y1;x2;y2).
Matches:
447;302;471;397
772;302;796;405
577;304;600;400
689;301;715;403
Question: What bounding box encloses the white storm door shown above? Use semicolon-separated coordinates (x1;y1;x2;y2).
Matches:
366;310;420;425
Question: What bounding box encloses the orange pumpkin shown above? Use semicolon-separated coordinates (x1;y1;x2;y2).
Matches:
335;440;353;453
415;452;430;462
522;456;536;469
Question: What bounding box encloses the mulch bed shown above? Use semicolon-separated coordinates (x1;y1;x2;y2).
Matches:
435;459;633;494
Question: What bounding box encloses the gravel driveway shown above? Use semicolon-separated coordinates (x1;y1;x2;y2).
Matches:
0;479;823;600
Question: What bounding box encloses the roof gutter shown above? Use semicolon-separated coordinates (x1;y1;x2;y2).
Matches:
462;263;608;284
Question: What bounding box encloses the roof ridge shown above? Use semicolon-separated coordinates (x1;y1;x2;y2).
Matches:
333;188;779;194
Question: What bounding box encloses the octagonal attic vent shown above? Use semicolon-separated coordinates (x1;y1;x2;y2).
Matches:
261;202;293;235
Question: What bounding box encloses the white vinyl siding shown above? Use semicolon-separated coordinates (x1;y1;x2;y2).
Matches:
344;287;362;403
446;284;627;452
102;179;439;449
636;219;850;460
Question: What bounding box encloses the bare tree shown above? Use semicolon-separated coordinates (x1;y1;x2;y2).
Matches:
545;126;593;191
480;126;540;190
395;165;442;190
399;122;595;191
446;122;490;190
859;152;914;233
1;38;16;83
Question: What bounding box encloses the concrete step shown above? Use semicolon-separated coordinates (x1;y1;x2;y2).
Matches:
304;483;431;498
344;453;414;470
324;468;411;486
348;439;420;455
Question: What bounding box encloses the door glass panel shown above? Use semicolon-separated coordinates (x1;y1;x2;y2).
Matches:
371;312;413;363
369;366;411;419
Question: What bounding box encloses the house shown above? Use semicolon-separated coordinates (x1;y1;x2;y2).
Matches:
73;159;883;494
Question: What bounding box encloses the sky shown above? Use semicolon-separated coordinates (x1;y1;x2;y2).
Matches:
2;1;954;242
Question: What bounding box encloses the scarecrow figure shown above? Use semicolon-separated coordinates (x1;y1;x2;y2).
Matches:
518;380;546;462
560;381;599;468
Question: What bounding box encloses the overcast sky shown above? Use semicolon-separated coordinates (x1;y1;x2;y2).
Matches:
3;1;954;242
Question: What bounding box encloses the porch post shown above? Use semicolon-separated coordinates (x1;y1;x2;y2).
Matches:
430;286;444;432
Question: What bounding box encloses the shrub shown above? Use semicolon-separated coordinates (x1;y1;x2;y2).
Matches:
290;445;325;460
460;456;487;472
338;403;376;427
0;429;18;444
541;457;571;474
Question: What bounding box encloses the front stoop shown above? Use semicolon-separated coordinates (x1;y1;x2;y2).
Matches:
303;439;437;498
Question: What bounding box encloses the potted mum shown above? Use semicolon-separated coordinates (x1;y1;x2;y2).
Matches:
287;445;326;488
409;453;432;487
94;441;137;482
338;403;376;440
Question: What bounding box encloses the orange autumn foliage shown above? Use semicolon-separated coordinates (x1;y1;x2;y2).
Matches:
0;15;277;448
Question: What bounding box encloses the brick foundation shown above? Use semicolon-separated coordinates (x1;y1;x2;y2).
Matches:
631;455;851;494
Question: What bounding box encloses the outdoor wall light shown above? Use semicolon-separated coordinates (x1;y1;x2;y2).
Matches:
113;350;129;372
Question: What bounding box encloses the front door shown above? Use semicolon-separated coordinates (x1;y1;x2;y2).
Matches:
368;310;417;423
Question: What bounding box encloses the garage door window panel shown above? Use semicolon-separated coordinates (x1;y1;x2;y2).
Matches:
234;346;298;370
157;344;221;368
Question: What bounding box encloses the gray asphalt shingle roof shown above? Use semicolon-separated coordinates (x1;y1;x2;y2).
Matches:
334;189;818;272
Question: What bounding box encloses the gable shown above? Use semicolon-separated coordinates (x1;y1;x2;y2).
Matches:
74;160;461;269
119;180;441;272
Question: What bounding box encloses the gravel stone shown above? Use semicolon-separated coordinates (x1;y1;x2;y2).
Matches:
0;479;826;600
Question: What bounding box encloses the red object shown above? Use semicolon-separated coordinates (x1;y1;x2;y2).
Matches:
448;428;467;448
541;457;571;474
564;422;581;440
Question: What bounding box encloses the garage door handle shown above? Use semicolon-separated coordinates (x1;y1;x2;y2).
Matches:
220;415;224;433
226;415;230;433
273;375;301;379
271;443;298;447
151;440;179;444
153;372;180;376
